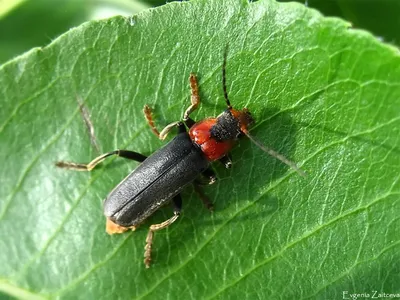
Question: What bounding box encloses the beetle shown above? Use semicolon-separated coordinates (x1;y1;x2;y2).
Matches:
56;48;304;268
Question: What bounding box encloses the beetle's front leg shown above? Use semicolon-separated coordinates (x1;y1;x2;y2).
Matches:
183;73;200;121
159;122;186;140
143;105;186;140
144;194;182;268
144;73;200;140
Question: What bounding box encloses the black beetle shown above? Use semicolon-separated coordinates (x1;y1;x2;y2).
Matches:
56;48;304;268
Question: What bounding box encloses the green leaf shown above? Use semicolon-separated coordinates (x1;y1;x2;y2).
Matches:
1;0;399;298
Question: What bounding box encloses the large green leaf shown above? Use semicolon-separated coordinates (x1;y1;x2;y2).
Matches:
1;0;399;298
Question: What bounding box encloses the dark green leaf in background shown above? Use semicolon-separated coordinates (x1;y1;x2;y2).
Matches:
0;0;399;299
280;0;400;47
138;0;167;7
0;0;90;64
0;0;151;65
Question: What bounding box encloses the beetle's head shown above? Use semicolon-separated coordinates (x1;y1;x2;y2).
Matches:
229;107;254;133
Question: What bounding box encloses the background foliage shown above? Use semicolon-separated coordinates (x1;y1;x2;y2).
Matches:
1;0;400;65
0;0;399;299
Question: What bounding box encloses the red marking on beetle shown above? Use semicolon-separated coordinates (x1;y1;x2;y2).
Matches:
189;118;235;161
189;107;253;161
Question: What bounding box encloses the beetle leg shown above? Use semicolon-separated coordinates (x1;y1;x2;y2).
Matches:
158;121;188;140
171;193;183;211
55;150;147;171
144;105;189;140
193;168;216;210
196;168;217;185
159;121;186;140
145;72;200;139
143;104;161;137
184;117;196;129
144;194;182;268
219;154;232;169
183;73;200;121
193;184;214;211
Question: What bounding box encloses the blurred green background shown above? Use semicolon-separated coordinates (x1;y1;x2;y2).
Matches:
0;0;399;65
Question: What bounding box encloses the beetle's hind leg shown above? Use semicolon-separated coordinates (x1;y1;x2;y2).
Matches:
55;150;147;171
144;194;182;268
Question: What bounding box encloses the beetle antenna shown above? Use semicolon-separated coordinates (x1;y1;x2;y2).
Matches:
243;131;306;177
222;45;232;109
